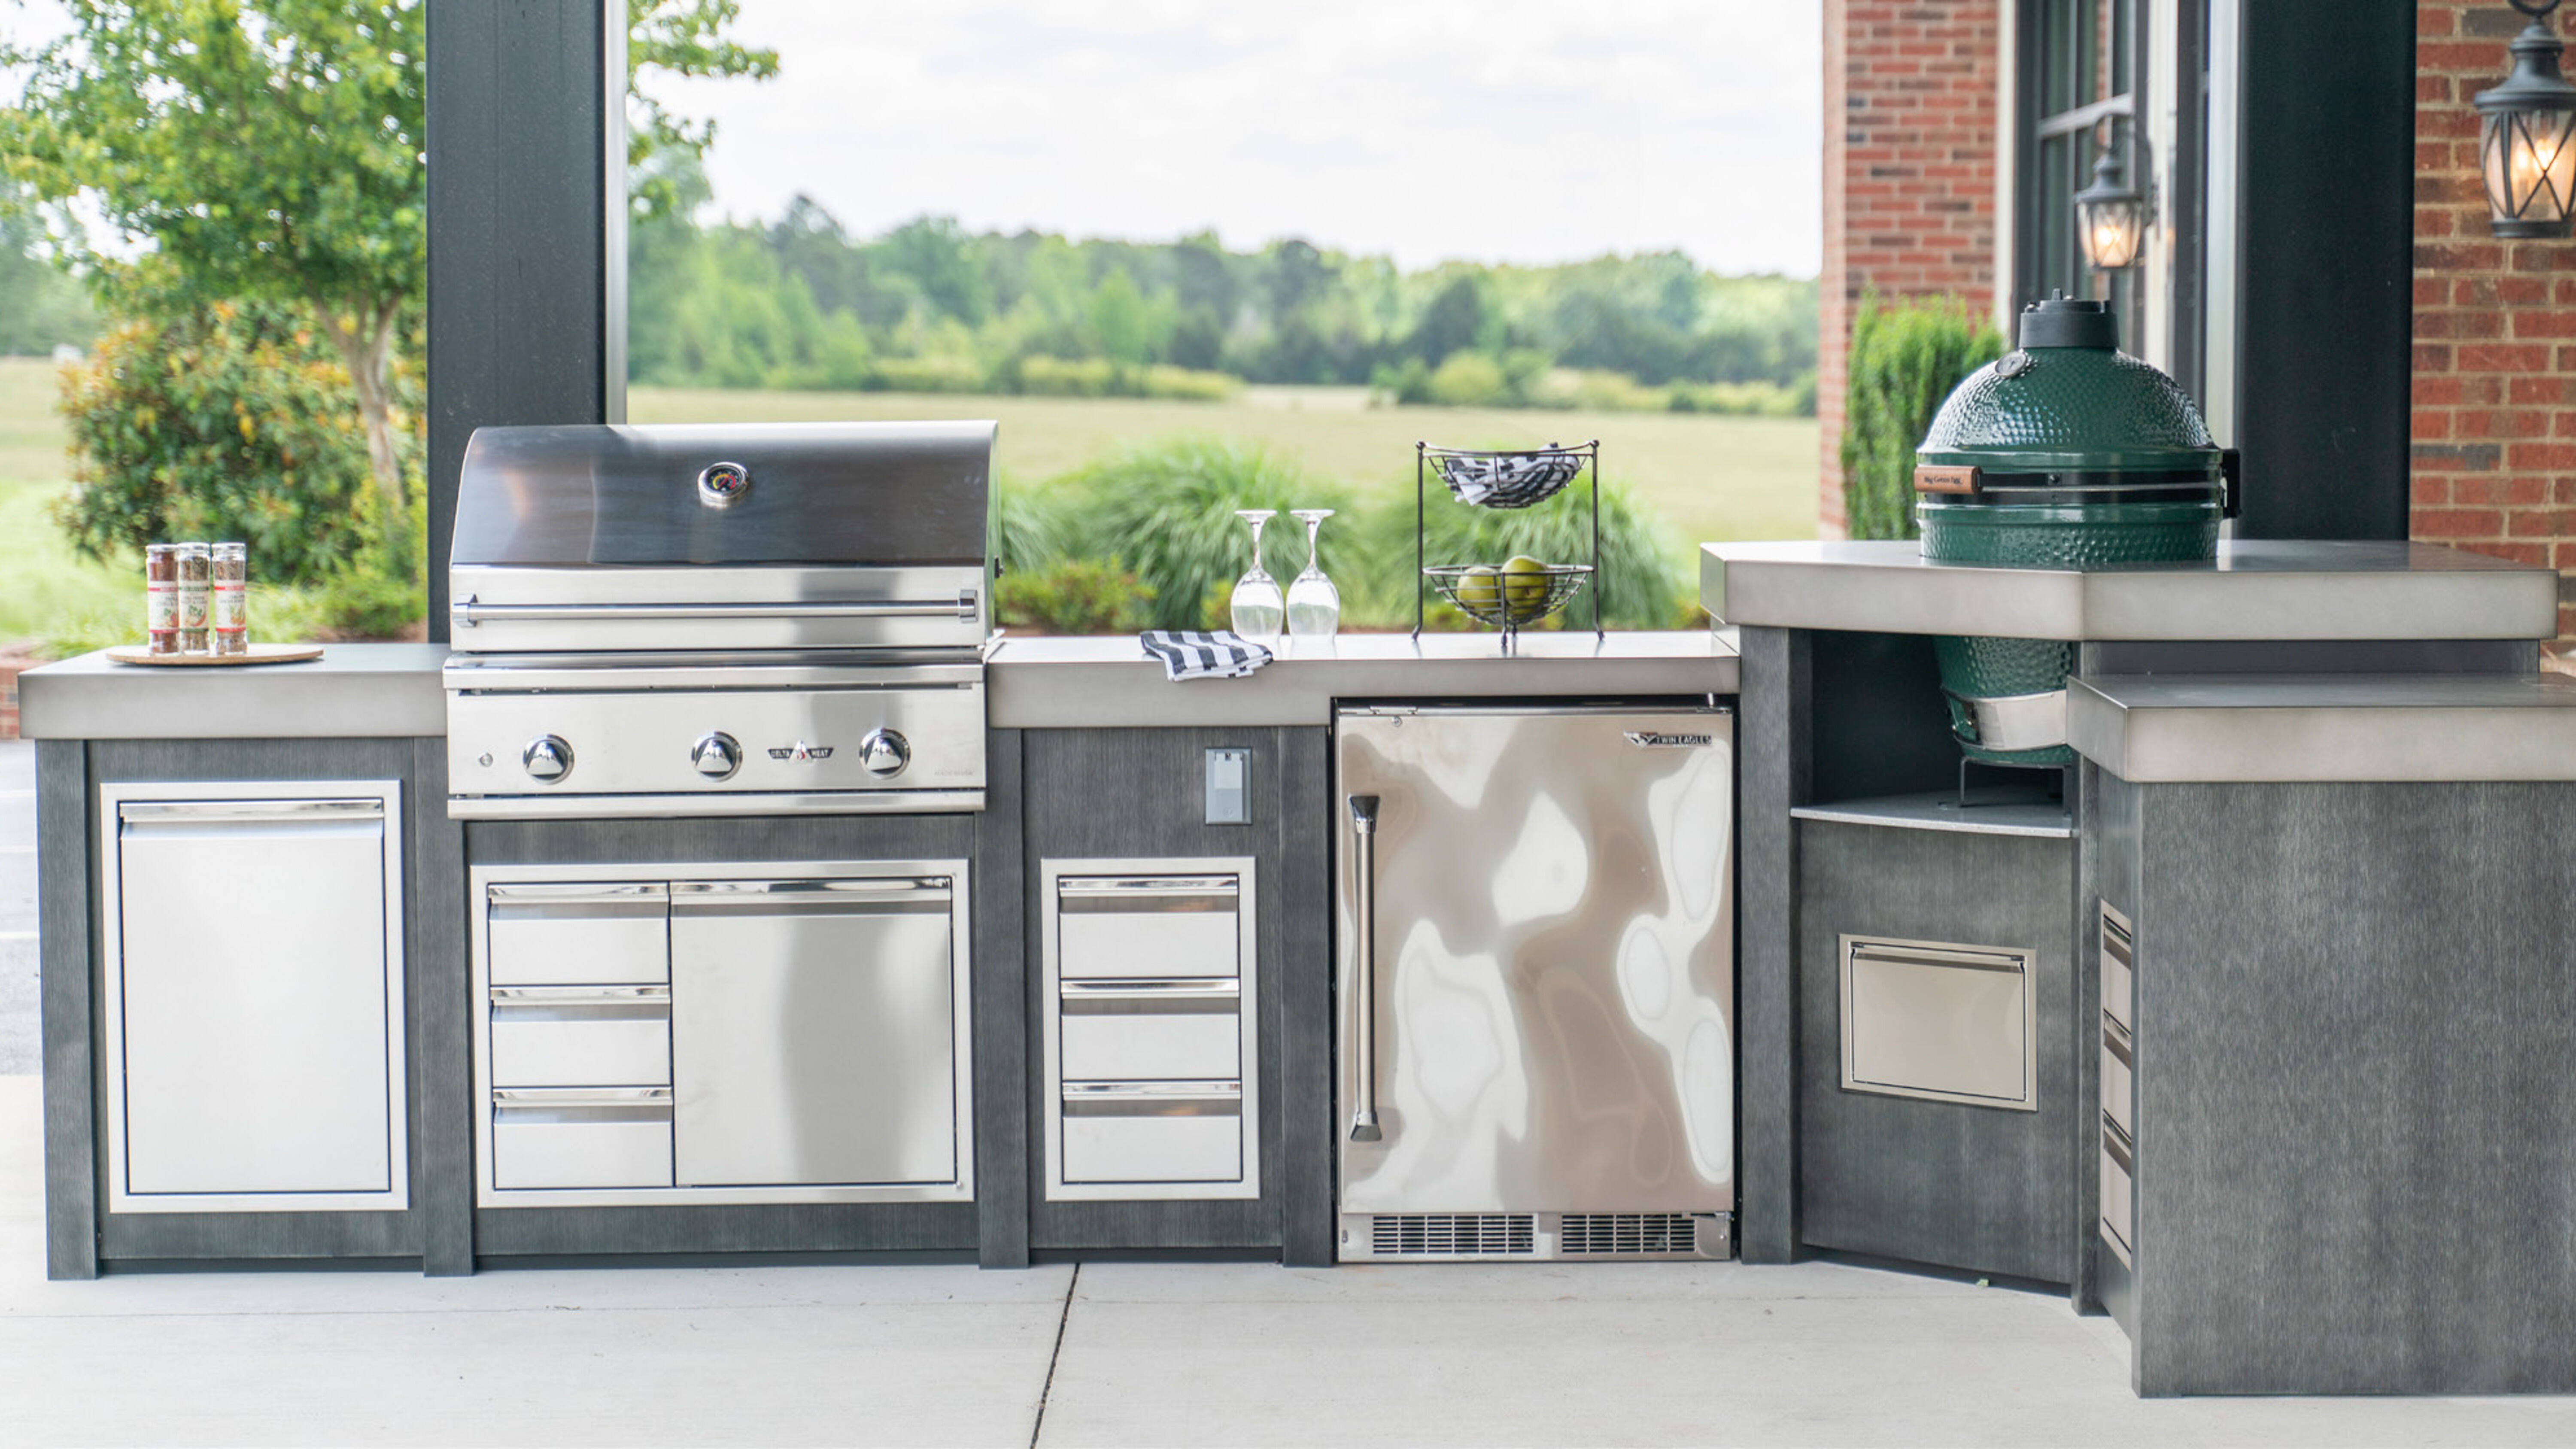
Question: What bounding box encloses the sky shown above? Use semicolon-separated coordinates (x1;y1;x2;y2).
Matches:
652;0;1823;277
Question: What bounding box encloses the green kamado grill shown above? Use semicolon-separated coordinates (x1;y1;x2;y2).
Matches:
1913;295;2236;767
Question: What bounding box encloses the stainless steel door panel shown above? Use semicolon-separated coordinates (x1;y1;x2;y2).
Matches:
107;791;406;1209
487;883;669;985
1060;1085;1244;1184
1334;708;1735;1217
670;879;963;1188
447;680;985;802
488;987;672;1087
1056;878;1239;978
1060;1007;1242;1081
1841;938;2036;1108
492;1089;674;1190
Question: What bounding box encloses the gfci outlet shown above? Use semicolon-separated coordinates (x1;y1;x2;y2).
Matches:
1205;748;1251;824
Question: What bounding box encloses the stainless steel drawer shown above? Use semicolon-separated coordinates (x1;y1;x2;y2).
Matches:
1059;980;1242;1080
491;1088;674;1190
488;883;669;986
1059;1083;1243;1185
2100;1115;2135;1266
1840;936;2036;1110
2101;1015;2134;1140
1058;876;1239;979
489;987;671;1088
2100;902;2134;1030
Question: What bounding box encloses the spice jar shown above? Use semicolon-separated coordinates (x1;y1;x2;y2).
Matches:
175;543;211;655
211;543;248;656
145;544;179;655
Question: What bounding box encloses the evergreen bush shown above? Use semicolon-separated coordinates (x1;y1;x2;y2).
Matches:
1838;292;2004;541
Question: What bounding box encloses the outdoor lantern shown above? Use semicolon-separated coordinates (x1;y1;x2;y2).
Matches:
2475;0;2576;238
2073;143;2146;271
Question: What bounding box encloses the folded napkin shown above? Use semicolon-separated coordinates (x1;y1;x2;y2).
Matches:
1139;630;1273;681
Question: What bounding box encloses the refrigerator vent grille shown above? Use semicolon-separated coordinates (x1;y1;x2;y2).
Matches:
1560;1213;1696;1255
1370;1214;1537;1257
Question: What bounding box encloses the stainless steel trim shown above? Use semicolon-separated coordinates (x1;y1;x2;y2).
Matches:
1060;979;1241;1007
1948;687;2070;752
444;655;984;692
490;984;672;1006
488;882;668;907
453;596;976;629
447;790;987;820
117;798;386;826
494;1087;674;1108
671;877;950;900
1056;876;1240;899
1346;794;1382;1144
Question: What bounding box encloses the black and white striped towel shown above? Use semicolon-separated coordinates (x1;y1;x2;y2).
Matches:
1139;630;1273;681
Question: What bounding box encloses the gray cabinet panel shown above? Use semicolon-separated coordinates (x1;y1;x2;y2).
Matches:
1795;819;2078;1284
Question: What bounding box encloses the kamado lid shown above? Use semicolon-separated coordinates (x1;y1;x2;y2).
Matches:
1915;294;2221;480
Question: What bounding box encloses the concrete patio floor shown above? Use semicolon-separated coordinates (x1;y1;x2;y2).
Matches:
5;746;2576;1445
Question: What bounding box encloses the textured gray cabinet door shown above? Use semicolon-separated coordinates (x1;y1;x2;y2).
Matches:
670;881;960;1188
107;788;407;1211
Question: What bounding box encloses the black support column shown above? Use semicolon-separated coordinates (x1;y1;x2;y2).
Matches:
2228;1;2416;540
426;0;625;642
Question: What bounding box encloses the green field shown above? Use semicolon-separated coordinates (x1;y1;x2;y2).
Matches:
0;359;1817;650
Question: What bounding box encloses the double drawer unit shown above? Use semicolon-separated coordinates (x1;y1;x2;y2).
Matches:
1041;860;1259;1200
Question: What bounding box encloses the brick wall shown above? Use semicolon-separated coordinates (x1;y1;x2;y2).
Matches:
1818;0;2002;538
2415;0;2576;660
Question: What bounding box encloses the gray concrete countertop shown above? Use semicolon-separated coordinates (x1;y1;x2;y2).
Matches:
1702;539;2558;641
2069;672;2576;781
988;630;1738;728
19;643;450;740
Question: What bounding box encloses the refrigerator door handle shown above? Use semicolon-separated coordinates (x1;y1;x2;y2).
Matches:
1347;794;1382;1143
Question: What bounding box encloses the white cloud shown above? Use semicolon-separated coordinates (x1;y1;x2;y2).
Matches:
653;0;1821;275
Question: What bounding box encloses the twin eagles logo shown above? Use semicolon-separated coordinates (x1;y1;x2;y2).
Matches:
1623;731;1713;748
766;743;835;762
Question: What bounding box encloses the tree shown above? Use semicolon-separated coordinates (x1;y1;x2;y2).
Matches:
1;0;774;517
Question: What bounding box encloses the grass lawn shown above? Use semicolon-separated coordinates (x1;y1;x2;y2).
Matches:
0;359;1819;650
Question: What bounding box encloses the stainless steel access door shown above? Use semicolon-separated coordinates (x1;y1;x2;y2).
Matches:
103;786;407;1213
670;874;970;1195
1336;706;1735;1220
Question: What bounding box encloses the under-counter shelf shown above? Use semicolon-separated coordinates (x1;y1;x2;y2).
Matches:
1792;791;2072;839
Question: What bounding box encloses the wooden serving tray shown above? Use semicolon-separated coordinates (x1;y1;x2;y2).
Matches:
106;643;325;667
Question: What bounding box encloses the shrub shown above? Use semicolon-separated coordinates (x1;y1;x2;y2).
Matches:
867;354;987;394
54;301;401;580
1049;437;1355;631
1839;293;2004;541
996;557;1154;634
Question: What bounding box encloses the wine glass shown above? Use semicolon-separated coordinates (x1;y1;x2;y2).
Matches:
1286;508;1340;639
1228;509;1284;641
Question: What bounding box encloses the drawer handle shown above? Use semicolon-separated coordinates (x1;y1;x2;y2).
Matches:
2102;1014;2133;1067
1348;794;1382;1143
488;882;668;906
495;1086;671;1108
1058;876;1238;899
1062;1081;1242;1117
490;984;671;1008
1060;979;1240;1012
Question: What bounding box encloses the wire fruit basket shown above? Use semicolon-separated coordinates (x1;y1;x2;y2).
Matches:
1423;563;1593;642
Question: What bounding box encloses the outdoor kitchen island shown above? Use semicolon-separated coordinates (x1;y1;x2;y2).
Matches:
1707;537;2576;1396
20;629;1738;1279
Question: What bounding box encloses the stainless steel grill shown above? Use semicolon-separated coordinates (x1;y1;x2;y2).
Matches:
443;421;996;819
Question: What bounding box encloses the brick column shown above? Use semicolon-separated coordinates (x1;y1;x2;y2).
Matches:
1817;0;2002;538
2415;0;2576;662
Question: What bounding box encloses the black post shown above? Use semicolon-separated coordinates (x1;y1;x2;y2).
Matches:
426;0;626;641
2227;1;2415;540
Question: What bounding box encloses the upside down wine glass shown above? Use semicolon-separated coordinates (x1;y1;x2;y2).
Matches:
1286;508;1340;638
1228;509;1284;642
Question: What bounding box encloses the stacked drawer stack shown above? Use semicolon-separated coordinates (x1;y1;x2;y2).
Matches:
483;883;677;1190
1041;862;1260;1200
2099;903;2136;1273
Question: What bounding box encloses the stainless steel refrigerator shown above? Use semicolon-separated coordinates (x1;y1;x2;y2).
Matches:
1334;704;1735;1261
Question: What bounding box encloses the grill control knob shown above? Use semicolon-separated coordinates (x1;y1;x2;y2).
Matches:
522;735;572;783
858;728;910;778
690;732;742;781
